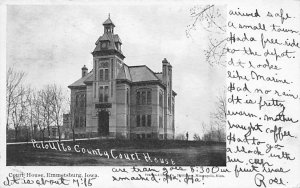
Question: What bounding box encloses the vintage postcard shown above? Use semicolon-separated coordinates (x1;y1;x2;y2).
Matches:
0;0;299;188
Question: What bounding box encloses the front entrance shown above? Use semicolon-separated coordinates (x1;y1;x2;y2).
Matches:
98;110;109;136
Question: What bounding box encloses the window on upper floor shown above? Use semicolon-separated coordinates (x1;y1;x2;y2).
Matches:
99;86;109;103
99;69;103;81
136;115;140;127
141;91;146;104
147;91;151;105
136;91;140;105
136;89;152;105
75;95;79;106
147;115;151;127
80;95;85;108
104;69;109;80
104;86;109;102
159;92;163;108
142;115;146;127
99;86;104;102
99;68;109;81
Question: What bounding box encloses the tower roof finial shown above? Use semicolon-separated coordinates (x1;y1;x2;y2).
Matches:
103;14;115;27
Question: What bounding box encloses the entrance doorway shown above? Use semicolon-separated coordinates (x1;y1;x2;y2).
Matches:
98;110;109;136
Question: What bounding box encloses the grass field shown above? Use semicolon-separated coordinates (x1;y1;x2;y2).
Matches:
7;139;226;166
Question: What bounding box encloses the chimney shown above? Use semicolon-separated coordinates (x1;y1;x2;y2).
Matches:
162;58;169;84
82;65;88;77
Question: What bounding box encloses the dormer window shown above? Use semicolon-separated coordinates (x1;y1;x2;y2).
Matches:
101;42;107;49
115;43;121;50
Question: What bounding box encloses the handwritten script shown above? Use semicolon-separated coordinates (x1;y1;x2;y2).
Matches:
226;4;299;187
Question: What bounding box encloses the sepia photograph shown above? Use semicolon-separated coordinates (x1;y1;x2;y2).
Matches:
6;4;226;166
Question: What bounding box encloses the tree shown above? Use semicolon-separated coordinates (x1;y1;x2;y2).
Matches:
186;5;227;67
40;85;55;140
210;89;226;142
6;67;26;132
24;86;35;141
66;97;76;142
50;84;66;142
193;133;201;141
10;85;27;141
33;90;47;141
187;6;227;141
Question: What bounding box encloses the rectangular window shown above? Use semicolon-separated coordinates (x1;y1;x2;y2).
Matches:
141;91;146;105
104;86;109;102
104;69;109;80
147;91;151;104
159;116;163;128
142;115;146;127
99;69;104;81
111;82;113;97
147;115;151;127
75;95;79;106
136;115;140;127
147;134;151;139
111;60;114;79
80;95;84;107
137;92;140;105
94;83;96;98
159;93;163;107
99;86;104;102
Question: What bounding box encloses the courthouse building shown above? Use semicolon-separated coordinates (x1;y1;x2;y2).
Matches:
66;16;176;140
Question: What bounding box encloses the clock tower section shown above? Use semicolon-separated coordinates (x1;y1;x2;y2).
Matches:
91;15;125;137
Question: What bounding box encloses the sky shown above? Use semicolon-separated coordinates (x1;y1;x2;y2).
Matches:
6;4;225;137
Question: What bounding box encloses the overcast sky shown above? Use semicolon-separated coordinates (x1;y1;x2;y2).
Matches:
6;4;225;137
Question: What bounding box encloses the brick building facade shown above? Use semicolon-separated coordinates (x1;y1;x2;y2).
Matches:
65;16;176;139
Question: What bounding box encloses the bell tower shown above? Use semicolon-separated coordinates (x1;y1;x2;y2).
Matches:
91;15;125;138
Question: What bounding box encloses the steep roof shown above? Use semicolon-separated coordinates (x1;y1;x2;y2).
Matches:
103;17;115;26
93;33;123;54
68;71;93;88
155;72;163;81
69;65;169;89
128;66;160;82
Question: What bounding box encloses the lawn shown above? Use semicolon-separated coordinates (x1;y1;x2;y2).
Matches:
7;139;226;166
